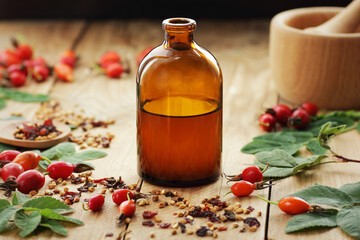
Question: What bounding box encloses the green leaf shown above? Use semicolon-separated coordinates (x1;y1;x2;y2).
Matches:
39;209;83;225
68;150;107;160
0;115;24;121
337;207;360;239
318;122;346;150
262;166;295;178
0;143;15;152
23;197;73;214
56;142;76;159
14;210;41;237
41;145;58;160
255;149;297;167
308;116;354;136
40;218;68;236
0;87;49;102
0;206;20;232
292;155;327;174
39;159;50;170
241;131;312;155
0;199;10;210
316;110;360;121
61;157;95;169
12;190;31;206
285;212;338;233
339;182;360;204
306;139;327;155
288;184;354;207
357;123;360;133
0;97;6;110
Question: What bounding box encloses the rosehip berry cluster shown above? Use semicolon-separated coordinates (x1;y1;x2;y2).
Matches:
258;102;318;132
96;51;126;79
54;50;77;82
0;37;52;87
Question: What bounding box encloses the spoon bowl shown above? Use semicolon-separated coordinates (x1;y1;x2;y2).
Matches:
0;120;71;149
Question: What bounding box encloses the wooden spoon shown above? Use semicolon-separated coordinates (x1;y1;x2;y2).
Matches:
0;120;71;149
305;0;360;33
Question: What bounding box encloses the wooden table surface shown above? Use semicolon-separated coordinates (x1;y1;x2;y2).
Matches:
0;19;359;240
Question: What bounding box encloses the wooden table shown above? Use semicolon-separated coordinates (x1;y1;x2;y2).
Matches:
0;19;359;240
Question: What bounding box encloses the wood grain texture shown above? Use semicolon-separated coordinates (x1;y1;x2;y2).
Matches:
0;19;359;240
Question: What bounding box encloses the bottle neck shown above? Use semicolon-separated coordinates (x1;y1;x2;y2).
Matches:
164;31;194;50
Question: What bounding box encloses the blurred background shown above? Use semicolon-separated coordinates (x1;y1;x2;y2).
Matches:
0;0;352;19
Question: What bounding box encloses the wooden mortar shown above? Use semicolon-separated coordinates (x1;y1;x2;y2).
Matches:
270;7;360;109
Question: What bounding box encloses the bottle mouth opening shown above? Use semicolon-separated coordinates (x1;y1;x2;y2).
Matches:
162;17;196;32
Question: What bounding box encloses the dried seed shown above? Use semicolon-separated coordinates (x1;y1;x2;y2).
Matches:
109;188;114;193
232;223;239;228
61;181;67;186
171;229;177;235
48;182;56;189
236;208;244;214
207;222;214;227
150;232;155;238
257;211;262;216
160;189;166;195
125;218;131;224
244;209;251;214
88;186;95;192
29;190;37;196
179;219;187;224
179;204;186;209
213;232;218;238
177;212;184;217
158;202;166;208
64;198;71;205
154;217;162;223
74;196;80;202
56;178;63;184
172;223;179;229
53;189;60;194
169;200;175;205
138;200;146;206
152;195;159;202
236;216;244;221
187;229;194;235
45;189;52;195
63;187;69;192
218;226;228;231
249;226;258;232
101;189;107;194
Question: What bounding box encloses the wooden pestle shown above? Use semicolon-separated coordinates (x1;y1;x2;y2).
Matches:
305;0;360;33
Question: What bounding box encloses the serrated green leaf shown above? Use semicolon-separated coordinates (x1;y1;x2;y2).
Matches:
306;139;327;155
0;206;20;232
0;199;10;210
41;145;58;160
292;155;327;174
262;166;295;178
23;197;73;214
339;182;360;204
12;190;31;206
285;212;338;233
0;87;49;102
0;97;6;110
288;184;354;207
40;218;68;236
337;207;360;239
39;209;83;225
241;131;312;155
308;116;354;136
14;210;41;237
56;142;76;159
255;149;297;167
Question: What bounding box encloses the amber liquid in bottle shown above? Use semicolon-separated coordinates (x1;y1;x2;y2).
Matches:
137;18;222;187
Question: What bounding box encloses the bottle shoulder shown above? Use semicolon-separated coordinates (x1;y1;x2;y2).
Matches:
137;43;222;80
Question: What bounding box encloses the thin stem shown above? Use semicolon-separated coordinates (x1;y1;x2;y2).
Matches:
256;195;278;205
333;153;360;163
41;156;51;164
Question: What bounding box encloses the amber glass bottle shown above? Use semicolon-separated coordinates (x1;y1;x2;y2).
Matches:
136;18;222;187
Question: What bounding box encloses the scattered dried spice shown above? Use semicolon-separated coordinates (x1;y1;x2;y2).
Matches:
77;179;97;192
69;132;114;149
71;176;83;184
61;191;81;205
0;176;17;197
105;233;113;237
218;226;228;231
142;221;155;227
244;217;260;228
240;228;246;233
178;222;186;233
164;190;175;197
223;210;236;221
14;119;61;140
142;211;158;219
188;206;220;223
247;206;255;212
100;177;127;189
195;226;209;237
158;223;171;229
202;197;227;209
